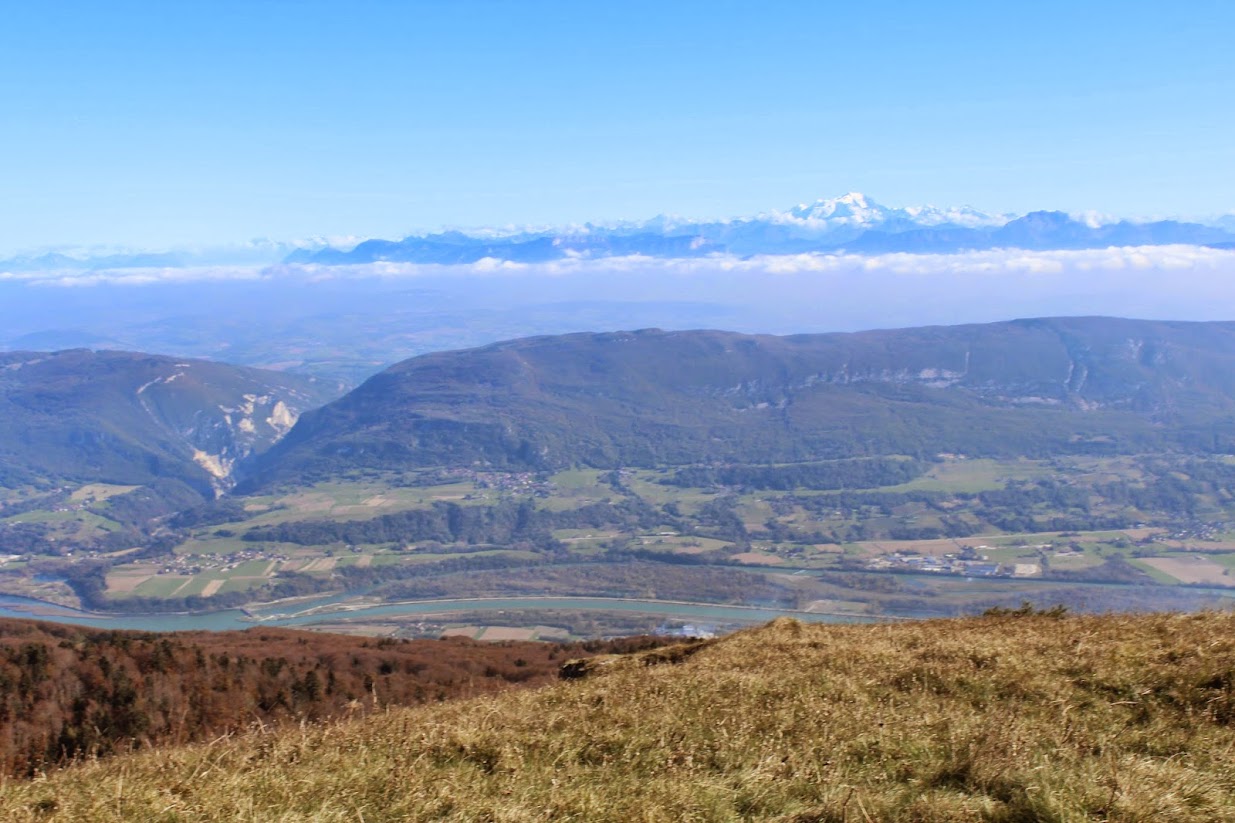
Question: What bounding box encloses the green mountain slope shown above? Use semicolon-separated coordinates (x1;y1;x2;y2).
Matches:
247;317;1235;488
0;349;342;494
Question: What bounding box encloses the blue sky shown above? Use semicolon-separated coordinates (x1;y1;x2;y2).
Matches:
2;0;1232;253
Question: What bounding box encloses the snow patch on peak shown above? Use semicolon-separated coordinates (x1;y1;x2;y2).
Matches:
771;193;1008;232
1070;210;1121;228
787;192;884;223
901;204;1010;229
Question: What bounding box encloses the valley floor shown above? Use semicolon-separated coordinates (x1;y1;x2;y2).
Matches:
8;453;1235;640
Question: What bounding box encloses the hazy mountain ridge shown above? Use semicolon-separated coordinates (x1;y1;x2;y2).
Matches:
0;350;342;494
245;317;1235;488
286;194;1235;265
7;194;1231;272
0;239;336;273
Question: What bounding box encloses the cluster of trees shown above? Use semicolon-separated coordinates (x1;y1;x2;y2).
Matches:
663;458;926;491
242;500;554;548
168;498;258;529
0;490;71;521
0;523;55;554
243;497;672;551
92;479;205;529
762;464;1233;543
0;619;669;777
0;480;205;558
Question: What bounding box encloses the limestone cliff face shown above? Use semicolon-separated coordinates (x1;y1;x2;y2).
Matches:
0;349;342;494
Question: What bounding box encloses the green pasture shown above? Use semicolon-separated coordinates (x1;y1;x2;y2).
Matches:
176;535;267;555
1208;553;1235;571
69;483;140;503
634;535;731;554
885;458;1052;493
548;469;606;492
129;575;192;598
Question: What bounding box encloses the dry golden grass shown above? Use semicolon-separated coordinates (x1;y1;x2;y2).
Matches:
4;611;1235;821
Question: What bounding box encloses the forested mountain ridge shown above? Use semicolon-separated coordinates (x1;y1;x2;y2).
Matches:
0;349;342;495
246;317;1235;487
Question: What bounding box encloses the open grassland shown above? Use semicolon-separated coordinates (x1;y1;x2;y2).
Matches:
1;508;120;534
66;484;140;504
236;476;501;531
878;457;1052;493
4;611;1235;822
0;487;41;506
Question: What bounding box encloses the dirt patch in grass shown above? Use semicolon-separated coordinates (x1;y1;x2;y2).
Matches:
1157;539;1235;552
440;627;480;639
731;552;783;564
477;627;537;642
104;574;152;594
1141;555;1233;586
279;493;336;514
291;557;337;573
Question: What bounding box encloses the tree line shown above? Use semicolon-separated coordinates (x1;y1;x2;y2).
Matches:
661;458;926;491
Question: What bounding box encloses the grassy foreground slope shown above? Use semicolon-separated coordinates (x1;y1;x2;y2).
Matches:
5;612;1235;821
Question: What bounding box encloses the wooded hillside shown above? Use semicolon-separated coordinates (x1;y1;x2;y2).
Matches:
0;619;663;777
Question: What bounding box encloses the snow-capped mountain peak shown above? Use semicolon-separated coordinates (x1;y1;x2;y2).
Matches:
776;193;1006;231
786;192;885;223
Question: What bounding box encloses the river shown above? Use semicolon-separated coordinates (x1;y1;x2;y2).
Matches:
0;593;873;633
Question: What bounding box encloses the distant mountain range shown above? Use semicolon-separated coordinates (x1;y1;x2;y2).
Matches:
0;239;334;273
286;193;1235;265
243;317;1235;489
5;195;1233;273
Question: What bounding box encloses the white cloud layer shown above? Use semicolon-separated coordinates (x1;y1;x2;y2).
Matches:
280;244;1235;283
2;244;1232;288
5;244;1235;367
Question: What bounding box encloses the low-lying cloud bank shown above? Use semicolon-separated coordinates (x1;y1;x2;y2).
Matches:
3;244;1233;288
4;244;1235;380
